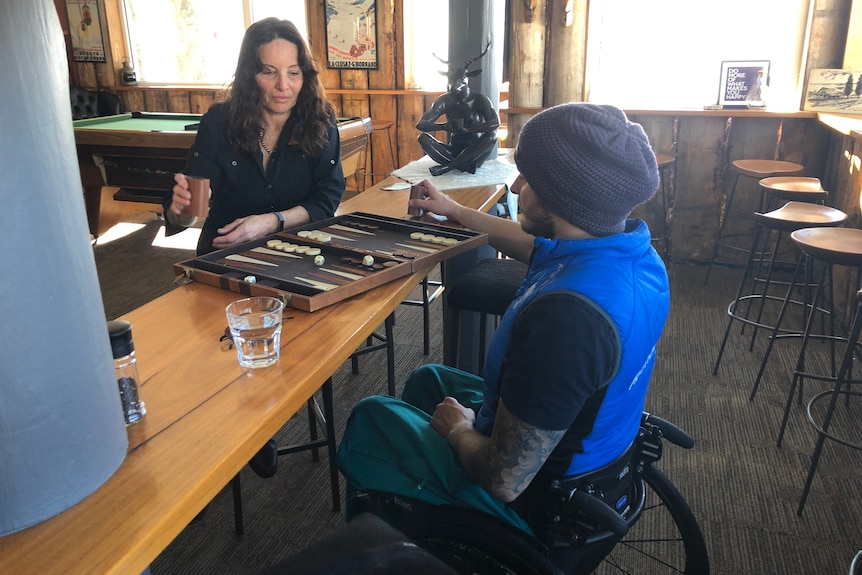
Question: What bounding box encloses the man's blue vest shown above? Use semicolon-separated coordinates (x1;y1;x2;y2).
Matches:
478;219;670;475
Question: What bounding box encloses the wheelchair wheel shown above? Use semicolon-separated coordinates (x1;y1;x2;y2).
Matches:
595;465;709;574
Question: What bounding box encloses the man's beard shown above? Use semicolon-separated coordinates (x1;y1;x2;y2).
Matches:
520;205;556;239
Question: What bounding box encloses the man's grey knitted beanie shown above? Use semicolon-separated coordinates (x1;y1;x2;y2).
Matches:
514;103;659;236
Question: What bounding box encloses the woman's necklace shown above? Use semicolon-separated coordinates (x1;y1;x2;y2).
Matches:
259;130;277;155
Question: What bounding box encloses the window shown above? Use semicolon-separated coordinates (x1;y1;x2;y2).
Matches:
403;0;506;93
403;0;448;91
586;0;813;111
121;0;307;85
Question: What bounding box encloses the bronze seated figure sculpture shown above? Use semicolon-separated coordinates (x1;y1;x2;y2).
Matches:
416;41;500;177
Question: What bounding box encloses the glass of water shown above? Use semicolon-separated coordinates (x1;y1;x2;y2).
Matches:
225;296;285;368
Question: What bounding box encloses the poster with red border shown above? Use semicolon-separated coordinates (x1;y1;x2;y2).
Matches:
325;0;378;69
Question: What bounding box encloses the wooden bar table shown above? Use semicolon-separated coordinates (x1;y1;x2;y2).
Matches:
0;276;418;575
337;175;508;219
0;173;509;575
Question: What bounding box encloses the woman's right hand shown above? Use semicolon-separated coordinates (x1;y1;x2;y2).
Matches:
169;173;192;216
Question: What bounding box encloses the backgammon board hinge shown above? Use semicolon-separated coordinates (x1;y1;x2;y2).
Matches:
174;269;194;286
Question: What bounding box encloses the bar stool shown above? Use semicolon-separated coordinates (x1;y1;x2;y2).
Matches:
704;159;804;283
446;257;528;374
350;313;396;394
795;287;862;515
648;154;675;258
763;228;862;449
365;119;396;187
712;201;848;376
401;270;445;355
231;377;340;533
750;177;830;285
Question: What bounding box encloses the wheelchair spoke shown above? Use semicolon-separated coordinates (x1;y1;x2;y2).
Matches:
594;465;708;575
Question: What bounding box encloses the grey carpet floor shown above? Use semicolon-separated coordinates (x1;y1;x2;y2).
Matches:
93;217;862;575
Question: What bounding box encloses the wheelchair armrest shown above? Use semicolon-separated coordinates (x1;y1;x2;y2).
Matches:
568;490;628;537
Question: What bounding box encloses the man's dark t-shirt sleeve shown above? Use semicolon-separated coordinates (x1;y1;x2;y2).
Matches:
499;292;619;431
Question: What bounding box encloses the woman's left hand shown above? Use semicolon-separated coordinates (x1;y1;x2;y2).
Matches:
212;214;277;250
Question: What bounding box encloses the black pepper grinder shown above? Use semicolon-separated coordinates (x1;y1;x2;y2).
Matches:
107;320;146;424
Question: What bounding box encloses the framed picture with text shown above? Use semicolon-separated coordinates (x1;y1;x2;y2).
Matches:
718;60;770;107
66;0;107;62
325;0;378;70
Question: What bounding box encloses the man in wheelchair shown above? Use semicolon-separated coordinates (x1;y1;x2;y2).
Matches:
337;103;671;574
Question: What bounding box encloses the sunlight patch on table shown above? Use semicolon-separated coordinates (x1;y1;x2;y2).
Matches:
152;225;200;250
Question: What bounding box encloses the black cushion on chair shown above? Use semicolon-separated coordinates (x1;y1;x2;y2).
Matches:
70;87;122;120
447;258;529;316
71;87;99;120
96;91;122;116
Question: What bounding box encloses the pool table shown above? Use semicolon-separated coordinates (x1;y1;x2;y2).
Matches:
73;112;372;237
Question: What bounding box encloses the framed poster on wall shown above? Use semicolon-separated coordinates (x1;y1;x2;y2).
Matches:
803;69;862;113
66;0;107;62
325;0;378;69
718;60;769;107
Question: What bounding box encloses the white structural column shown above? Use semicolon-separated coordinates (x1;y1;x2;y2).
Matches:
0;0;128;537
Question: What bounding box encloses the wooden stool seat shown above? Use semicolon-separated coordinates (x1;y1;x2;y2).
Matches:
791;227;862;267
759;176;828;204
655;154;675;168
753;201;847;232
732;159;804;179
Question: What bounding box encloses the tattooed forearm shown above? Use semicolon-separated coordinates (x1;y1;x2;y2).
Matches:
452;401;566;502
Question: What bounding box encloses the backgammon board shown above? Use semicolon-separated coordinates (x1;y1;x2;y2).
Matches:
173;212;488;311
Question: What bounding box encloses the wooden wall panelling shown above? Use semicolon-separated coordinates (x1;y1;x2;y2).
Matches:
54;0;79;86
339;72;371;191
143;89;170;112
189;91;219;114
628;115;677;244
120;90;145;113
774;118;830;183
368;94;397;180
824;134;862;323
102;0;126;87
168;92;191;113
507;0;546;146
367;0;397;179
77;63;98;89
670;116;731;261
391;0;407;168
545;0;587;105
397;94;427;166
823;134;861;226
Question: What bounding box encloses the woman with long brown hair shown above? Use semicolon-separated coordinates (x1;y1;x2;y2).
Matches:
166;18;345;256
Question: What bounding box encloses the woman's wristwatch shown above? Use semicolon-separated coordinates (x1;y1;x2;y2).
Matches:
273;211;284;232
